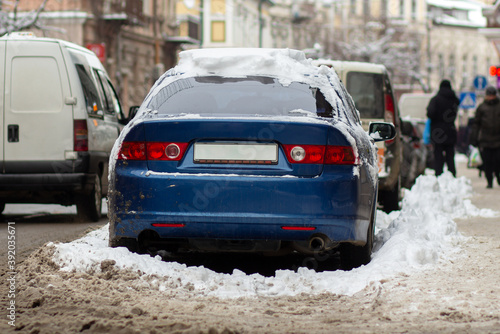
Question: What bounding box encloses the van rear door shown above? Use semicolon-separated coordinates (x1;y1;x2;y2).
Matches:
0;40;5;172
3;40;74;171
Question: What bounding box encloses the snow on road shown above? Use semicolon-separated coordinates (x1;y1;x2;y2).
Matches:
39;171;496;299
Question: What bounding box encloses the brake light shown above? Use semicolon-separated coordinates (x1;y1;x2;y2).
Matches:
74;120;88;151
385;93;396;145
283;145;325;164
117;141;188;161
118;142;146;160
283;144;356;165
325;146;356;165
147;142;188;161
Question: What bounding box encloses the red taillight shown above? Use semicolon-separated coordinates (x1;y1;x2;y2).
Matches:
325;146;356;165
117;141;188;161
74;120;88;151
385;93;396;145
147;142;188;161
118;142;146;160
283;145;325;164
283;144;356;165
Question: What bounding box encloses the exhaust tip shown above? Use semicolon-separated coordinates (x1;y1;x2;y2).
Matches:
309;236;326;252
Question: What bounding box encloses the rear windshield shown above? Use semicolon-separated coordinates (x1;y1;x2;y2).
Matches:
345;72;384;118
148;76;334;117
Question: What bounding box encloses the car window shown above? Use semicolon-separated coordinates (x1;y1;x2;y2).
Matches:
75;64;103;116
148;76;334;118
346;72;384;119
94;70;123;117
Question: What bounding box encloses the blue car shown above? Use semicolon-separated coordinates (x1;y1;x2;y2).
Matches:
108;49;395;269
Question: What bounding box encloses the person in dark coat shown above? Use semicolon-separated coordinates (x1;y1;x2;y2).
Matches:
426;79;460;177
469;86;500;188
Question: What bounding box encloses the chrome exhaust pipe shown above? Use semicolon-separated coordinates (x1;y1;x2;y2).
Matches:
309;236;326;252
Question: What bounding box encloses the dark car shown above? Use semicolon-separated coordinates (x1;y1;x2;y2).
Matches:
108;48;395;269
312;60;403;213
401;120;428;189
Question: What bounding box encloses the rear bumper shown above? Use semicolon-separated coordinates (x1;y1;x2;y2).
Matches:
108;162;377;246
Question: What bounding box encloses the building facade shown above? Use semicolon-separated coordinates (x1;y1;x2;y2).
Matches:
325;0;499;95
7;0;180;113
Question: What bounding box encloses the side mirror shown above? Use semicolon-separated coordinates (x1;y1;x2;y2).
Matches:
368;122;396;142
128;106;140;122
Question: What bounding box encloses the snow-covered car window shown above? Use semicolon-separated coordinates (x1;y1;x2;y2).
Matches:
148;76;334;117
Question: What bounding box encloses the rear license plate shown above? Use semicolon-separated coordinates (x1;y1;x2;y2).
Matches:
194;143;278;164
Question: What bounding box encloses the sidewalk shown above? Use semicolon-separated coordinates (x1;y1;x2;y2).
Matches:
454;156;499;237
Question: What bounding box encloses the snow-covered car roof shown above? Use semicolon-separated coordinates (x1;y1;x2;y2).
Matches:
141;48;357;124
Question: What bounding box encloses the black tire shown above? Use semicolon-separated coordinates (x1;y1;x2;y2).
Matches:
379;178;401;213
76;174;102;222
340;219;374;270
110;237;139;253
0;203;5;214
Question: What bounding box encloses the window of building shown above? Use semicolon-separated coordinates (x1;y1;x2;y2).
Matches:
211;0;226;14
472;55;478;76
350;0;356;14
400;0;405;17
448;54;456;82
438;54;444;79
211;21;226;42
363;0;370;17
411;0;417;20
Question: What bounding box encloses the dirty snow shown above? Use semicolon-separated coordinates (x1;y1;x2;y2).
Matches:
47;170;497;299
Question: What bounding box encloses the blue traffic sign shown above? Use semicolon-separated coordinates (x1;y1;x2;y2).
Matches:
473;75;488;90
459;92;476;109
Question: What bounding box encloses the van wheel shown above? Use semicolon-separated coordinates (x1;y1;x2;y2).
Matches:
379;178;401;213
77;175;102;222
340;212;375;270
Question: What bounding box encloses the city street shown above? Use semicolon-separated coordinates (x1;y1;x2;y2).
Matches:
0;159;499;333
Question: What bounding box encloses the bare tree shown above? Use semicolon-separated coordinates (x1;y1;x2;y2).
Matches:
0;0;49;36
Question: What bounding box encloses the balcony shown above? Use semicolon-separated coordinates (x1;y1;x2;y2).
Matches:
102;0;144;26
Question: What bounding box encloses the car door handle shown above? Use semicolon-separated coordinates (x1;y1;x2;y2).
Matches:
8;124;19;142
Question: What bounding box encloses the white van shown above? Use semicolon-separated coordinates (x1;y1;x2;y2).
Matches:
312;59;403;212
398;93;433;120
0;33;127;221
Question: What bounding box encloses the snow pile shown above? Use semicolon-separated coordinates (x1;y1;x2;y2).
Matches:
49;172;496;298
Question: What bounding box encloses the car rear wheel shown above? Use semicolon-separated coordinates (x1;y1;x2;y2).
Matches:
110;237;140;253
340;211;375;270
340;227;373;270
379;177;401;213
77;174;102;222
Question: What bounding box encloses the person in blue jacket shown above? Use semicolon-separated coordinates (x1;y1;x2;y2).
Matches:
426;79;460;177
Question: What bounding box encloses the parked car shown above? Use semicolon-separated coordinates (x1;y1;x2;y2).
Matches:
312;60;403;212
0;32;128;221
400;119;428;189
398;92;434;169
108;48;396;269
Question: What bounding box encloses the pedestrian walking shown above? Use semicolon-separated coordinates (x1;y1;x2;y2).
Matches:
426;79;460;177
469;86;500;188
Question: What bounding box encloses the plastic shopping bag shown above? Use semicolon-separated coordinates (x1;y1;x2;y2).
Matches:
468;146;482;168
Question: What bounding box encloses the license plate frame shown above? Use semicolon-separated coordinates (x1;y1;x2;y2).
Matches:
193;142;278;164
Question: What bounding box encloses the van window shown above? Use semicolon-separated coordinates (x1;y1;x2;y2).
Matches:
346;72;384;118
75;64;103;116
94;70;122;116
11;57;63;113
